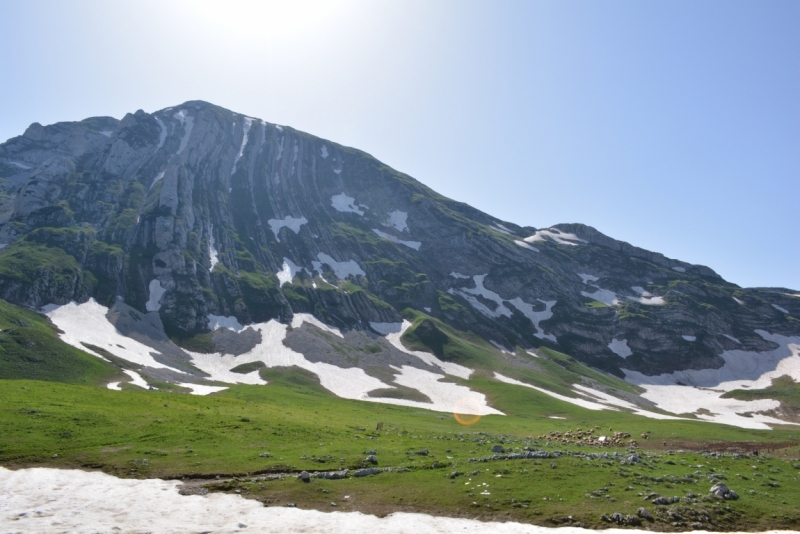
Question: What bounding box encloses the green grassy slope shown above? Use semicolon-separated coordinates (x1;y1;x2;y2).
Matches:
1;374;799;530
0;299;123;385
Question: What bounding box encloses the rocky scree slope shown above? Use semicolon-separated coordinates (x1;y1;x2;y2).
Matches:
0;100;797;382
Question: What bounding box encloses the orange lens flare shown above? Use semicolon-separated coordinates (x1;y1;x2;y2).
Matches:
453;398;482;426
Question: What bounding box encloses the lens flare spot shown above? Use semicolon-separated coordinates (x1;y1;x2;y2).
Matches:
453;397;482;426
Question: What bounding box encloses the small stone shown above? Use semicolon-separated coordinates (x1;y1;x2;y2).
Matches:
638;507;653;521
609;512;625;524
330;502;337;507
298;471;310;482
491;445;505;453
51;454;58;459
365;455;378;464
287;503;297;508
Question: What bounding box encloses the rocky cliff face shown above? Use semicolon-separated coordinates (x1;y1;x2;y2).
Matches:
0;100;797;377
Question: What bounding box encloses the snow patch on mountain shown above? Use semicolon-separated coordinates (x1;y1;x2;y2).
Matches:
494;373;608;411
173;110;194;155
571;384;684;420
268;216;308;242
150;170;165;190
146;279;166;312
388;365;502;416
277;258;307;287
623;330;800;429
372;320;472;379
608;338;632;358
582;288;620;306
492;224;512;235
43;299;185;373
8;161;32;170
720;333;741;345
208;314;245;333
313;253;365;280
331;193;366;215
385;210;408;232
672;266;686;273
524;228;586;246
448;275;556;341
292;313;343;338
320;145;328;158
231;117;253;175
449;272;470;279
372;229;421;250
773;304;790;314
108;369;149;390
208;224;219;270
682;335;696;342
154;117;167;149
99;130;113;138
177;383;229;395
514;240;539;252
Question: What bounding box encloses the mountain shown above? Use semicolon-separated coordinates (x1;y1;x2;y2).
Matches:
1;100;798;428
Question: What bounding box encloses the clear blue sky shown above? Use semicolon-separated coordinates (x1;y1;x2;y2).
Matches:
1;0;797;289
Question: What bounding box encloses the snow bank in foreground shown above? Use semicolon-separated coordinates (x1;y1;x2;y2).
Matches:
623;330;800;429
11;467;782;534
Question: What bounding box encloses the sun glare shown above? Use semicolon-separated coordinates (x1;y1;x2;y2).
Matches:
180;0;347;43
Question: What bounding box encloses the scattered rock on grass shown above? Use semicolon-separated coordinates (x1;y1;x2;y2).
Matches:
298;471;310;483
710;482;739;500
638;508;653;521
491;445;505;453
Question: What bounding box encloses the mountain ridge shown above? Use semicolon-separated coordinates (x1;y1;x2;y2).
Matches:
0;99;798;428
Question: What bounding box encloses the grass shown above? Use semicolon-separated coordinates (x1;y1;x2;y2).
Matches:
0;299;123;385
2;367;800;530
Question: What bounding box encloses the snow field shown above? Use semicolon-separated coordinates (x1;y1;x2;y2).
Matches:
448;275;556;342
43;300;185;374
524;229;586;246
268;216;308;242
330;193;366;215
371;320;473;380
11;467;770;534
623;330;800;429
494;374;684;421
773;304;790;314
